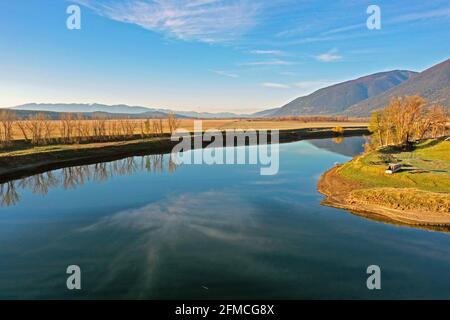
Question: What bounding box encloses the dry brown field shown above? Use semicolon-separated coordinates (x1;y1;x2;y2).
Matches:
8;119;368;141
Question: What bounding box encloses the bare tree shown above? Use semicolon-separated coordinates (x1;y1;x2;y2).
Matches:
152;118;164;136
41;113;53;144
140;119;152;138
26;113;48;146
117;118;137;139
167;112;180;134
16;120;30;142
74;113;90;143
92;114;107;141
429;104;448;138
0;110;16;147
59;113;74;144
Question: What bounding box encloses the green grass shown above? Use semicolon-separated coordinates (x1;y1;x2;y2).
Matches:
338;139;450;193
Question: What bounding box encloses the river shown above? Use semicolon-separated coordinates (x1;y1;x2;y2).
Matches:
1;137;450;299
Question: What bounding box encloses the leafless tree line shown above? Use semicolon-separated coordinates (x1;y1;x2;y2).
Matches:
368;95;449;149
0;110;15;147
0;154;177;206
0;111;181;148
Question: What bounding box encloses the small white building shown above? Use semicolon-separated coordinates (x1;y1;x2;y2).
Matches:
385;163;402;174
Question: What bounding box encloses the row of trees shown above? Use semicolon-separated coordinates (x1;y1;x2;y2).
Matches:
0;111;181;148
368;95;448;149
0;110;15;147
267;115;362;122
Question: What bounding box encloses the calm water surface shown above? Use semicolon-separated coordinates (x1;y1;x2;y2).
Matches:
1;137;450;299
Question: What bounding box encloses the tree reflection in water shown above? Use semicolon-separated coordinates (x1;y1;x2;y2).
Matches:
0;154;177;207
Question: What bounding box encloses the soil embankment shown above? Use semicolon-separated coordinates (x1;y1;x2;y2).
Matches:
318;161;450;228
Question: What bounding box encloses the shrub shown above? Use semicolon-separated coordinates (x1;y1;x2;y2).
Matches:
332;126;345;135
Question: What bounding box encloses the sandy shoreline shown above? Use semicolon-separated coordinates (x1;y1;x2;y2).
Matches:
318;165;450;229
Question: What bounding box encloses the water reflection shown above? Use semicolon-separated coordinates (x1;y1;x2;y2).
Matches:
332;136;344;144
3;137;450;299
75;190;275;297
0;137;366;207
307;136;366;157
0;182;20;207
0;137;363;207
0;154;178;207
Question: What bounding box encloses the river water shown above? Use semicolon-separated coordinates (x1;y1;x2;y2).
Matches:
1;137;450;299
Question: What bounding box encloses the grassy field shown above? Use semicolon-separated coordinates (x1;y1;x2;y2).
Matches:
338;139;450;193
200;119;367;131
319;139;450;226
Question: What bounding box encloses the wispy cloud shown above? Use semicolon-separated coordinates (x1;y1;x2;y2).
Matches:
315;48;342;62
320;7;450;36
392;7;450;23
260;80;335;92
211;70;239;78
321;23;364;36
260;82;291;89
250;49;286;56
275;24;317;38
76;0;261;43
186;0;221;8
279;71;298;76
241;60;292;66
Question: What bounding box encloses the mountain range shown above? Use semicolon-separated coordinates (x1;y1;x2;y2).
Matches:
7;109;180;120
11;103;246;119
267;70;417;117
263;58;449;117
345;58;450;116
9;58;449;118
12;103;153;114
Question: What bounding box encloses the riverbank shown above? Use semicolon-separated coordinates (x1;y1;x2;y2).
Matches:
318;139;450;227
0;126;368;183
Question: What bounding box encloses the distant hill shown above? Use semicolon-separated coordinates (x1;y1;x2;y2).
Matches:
4;109;181;120
345;58;450;116
11;103;246;119
269;70;417;117
12;103;155;114
251;107;282;118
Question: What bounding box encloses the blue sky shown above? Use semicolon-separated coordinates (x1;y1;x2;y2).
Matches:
0;0;449;113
